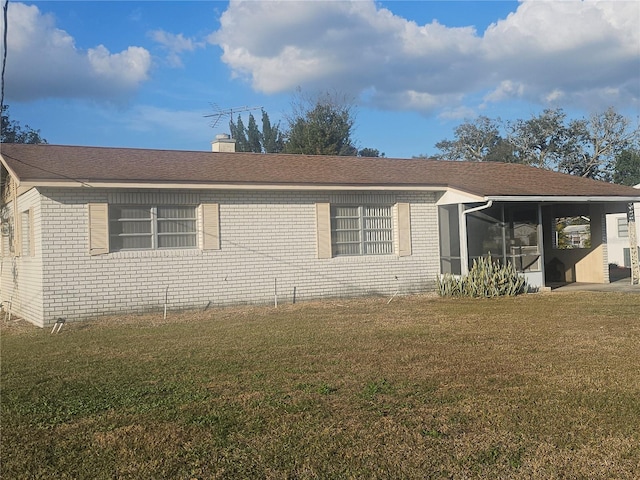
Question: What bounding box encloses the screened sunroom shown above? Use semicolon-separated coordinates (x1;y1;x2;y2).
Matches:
437;199;632;288
438;202;544;287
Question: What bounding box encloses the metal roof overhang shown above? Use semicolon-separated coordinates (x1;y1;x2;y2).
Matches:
483;196;639;216
485;195;640;203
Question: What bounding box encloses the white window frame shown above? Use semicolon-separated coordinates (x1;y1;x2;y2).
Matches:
330;205;393;256
109;205;197;251
617;217;629;238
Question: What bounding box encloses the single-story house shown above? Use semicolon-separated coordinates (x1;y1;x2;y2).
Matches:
2;140;639;327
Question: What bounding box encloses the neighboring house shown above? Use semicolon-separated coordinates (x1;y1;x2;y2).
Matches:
605;184;640;268
2;140;639;327
560;223;591;249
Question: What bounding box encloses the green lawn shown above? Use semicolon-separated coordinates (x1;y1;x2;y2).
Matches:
2;292;639;479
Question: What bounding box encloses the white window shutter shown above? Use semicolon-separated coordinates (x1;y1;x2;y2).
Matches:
202;203;220;250
316;203;332;259
397;203;412;257
88;203;109;255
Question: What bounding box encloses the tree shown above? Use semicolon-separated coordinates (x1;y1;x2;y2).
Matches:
559;108;639;180
613;149;640;186
1;105;47;144
284;90;358;156
358;148;385;158
246;113;262;153
434;107;638;180
505;108;569;168
229;115;249;152
434;116;501;162
261;109;284;153
484;138;517;163
227;109;283;153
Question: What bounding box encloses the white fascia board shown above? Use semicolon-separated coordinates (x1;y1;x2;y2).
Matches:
486;195;640;203
18;180;451;193
0;155;22;185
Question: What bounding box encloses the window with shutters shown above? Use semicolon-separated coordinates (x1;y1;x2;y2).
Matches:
331;205;393;256
109;206;197;251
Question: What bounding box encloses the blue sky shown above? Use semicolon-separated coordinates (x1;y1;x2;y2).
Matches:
2;1;639;158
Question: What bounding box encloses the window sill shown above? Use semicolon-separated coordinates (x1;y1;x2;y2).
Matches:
330;254;399;262
106;249;204;259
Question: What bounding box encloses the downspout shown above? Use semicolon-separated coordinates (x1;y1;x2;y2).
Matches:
537;204;545;287
459;200;493;275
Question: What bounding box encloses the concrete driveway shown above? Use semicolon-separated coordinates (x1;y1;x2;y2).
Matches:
551;278;640;293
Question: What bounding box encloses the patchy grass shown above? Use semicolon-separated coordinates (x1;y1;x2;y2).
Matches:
2;292;640;479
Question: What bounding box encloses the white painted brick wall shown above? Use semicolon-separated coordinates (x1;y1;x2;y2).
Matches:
0;188;44;326
24;188;440;326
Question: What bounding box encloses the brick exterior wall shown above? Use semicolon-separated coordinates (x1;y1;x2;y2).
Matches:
0;188;44;325
3;187;440;327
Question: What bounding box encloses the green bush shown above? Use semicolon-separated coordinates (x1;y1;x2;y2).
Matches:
437;256;528;298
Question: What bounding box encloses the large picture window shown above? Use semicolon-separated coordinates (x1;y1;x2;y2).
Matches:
331;205;393;256
109;206;197;251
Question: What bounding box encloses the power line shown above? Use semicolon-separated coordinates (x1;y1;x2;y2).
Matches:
1;152;93;188
1;0;8;114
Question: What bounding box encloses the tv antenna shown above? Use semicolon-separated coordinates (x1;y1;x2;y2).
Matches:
205;104;262;130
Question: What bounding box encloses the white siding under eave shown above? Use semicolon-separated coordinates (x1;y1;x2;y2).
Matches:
0;187;44;326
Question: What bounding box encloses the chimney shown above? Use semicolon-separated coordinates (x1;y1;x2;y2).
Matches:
211;133;236;152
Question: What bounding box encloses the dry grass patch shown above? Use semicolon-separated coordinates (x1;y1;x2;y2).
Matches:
2;292;639;478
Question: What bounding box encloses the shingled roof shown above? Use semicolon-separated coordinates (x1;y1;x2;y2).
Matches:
2;143;640;200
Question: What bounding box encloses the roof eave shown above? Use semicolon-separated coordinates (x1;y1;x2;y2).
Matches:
17;179;452;193
486;195;640;203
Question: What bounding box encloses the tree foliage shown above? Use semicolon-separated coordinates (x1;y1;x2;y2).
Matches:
613;149;640;186
246;113;262;153
358;148;385;158
506;108;568;168
261;110;284;153
229;110;284;153
434;107;639;180
222;91;383;157
434;116;501;162
1;105;47;144
229;115;249;152
559;108;638;180
284;90;358;156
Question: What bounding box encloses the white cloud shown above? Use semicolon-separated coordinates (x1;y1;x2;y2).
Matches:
212;0;639;114
438;106;479;122
2;2;151;102
149;30;200;68
123;105;208;135
483;81;527;104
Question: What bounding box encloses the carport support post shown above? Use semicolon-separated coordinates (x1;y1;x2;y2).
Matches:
628;203;639;285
